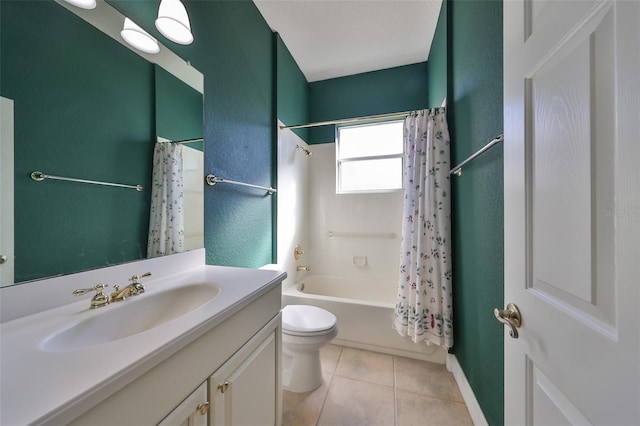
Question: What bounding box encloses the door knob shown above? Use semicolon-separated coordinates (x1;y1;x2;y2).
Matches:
0;255;7;265
494;303;522;339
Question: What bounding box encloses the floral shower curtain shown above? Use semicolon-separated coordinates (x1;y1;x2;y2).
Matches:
147;142;185;258
393;108;453;349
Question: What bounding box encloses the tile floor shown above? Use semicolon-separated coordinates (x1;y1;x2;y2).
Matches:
282;344;473;426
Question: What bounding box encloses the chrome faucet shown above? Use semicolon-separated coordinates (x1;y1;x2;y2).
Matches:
110;272;152;302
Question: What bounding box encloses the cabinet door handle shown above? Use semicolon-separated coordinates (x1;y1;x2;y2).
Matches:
218;381;230;393
197;401;210;415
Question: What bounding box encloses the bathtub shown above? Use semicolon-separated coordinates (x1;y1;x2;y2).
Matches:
282;274;445;363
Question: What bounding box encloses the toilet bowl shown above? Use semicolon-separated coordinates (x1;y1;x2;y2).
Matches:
281;304;338;393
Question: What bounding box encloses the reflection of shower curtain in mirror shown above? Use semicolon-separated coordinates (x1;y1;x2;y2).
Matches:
147;142;184;258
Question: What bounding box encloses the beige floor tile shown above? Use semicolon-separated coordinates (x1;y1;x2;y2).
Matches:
318;376;395;426
396;389;473;426
334;347;394;387
395;357;463;403
283;346;472;426
320;344;342;376
282;371;332;426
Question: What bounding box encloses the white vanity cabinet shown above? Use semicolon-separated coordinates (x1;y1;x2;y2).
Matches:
160;314;282;426
158;382;208;426
209;314;281;426
68;284;282;426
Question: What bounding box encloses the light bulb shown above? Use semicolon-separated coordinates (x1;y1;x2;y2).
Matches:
121;18;160;54
63;0;96;9
155;0;194;45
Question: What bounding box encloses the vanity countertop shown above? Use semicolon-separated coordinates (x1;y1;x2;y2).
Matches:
0;264;286;425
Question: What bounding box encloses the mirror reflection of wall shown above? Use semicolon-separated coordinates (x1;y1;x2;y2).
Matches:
154;65;204;254
0;0;203;285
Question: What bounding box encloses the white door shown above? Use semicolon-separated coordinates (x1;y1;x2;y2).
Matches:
503;0;639;425
0;97;14;286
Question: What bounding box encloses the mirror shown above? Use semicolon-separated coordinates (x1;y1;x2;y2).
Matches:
0;0;204;286
154;65;204;255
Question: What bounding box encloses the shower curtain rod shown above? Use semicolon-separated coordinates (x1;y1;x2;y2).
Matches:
279;110;413;130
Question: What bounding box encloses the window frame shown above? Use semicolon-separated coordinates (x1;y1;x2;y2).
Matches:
335;119;405;194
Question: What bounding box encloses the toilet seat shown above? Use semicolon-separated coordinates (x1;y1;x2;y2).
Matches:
282;305;337;335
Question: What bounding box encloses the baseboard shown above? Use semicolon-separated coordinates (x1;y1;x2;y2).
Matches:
446;354;489;426
332;338;447;364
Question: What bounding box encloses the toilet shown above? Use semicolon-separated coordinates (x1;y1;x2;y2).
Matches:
281;305;338;393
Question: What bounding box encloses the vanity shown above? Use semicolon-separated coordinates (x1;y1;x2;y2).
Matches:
0;250;286;425
1;1;287;423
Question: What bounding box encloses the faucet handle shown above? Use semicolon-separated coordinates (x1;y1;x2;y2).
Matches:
129;272;152;284
73;284;108;296
73;284;110;309
128;272;152;295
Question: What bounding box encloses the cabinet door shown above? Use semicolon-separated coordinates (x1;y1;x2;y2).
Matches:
157;382;208;426
210;328;278;426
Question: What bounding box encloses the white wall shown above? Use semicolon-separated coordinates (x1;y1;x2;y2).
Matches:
308;143;402;282
276;124;311;289
0;97;15;286
183;145;204;251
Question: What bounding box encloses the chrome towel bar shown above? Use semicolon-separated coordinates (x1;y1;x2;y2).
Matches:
205;174;276;195
30;171;143;191
327;231;396;239
168;137;203;144
449;134;504;176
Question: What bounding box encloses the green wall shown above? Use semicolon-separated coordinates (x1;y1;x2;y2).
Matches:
427;1;448;108
275;34;309;143
155;66;203;150
105;0;277;268
1;1;155;282
308;62;429;144
438;0;505;424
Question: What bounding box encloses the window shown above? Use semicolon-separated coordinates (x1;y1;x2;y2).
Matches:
336;120;404;193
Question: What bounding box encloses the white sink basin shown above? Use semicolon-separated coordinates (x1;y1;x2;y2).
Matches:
42;283;221;352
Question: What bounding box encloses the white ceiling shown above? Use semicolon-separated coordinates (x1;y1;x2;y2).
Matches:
253;0;443;82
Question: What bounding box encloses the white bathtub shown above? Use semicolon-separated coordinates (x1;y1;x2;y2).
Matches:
282;274;445;363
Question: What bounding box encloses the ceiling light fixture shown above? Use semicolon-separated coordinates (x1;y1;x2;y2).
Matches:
62;0;96;10
155;0;194;45
120;18;160;54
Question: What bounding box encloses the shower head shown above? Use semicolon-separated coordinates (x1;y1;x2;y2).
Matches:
296;145;312;157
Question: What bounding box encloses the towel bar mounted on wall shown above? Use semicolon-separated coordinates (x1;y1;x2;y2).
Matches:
168;137;203;144
30;171;143;191
449;134;504;176
205;174;276;195
327;231;396;239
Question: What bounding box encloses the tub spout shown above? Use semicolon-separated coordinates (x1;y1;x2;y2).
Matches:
296;265;310;272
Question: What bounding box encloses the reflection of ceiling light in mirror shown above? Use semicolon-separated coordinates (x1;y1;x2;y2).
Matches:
155;0;194;45
121;18;160;54
62;0;96;9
